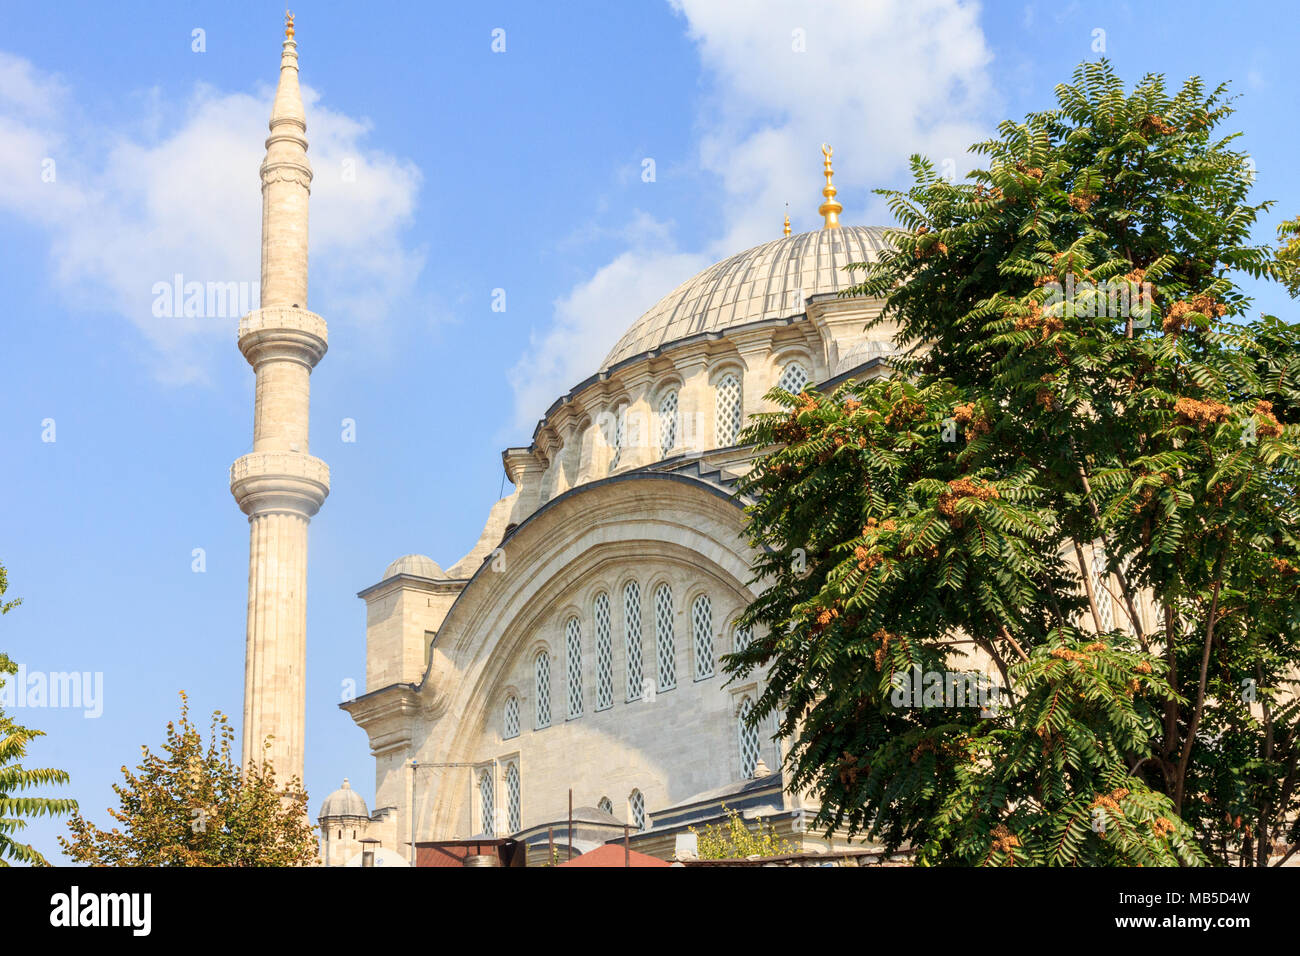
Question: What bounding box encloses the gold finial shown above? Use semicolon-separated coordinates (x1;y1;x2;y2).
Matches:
783;202;791;237
818;143;842;229
285;10;295;39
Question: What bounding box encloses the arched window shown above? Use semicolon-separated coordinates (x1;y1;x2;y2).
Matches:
480;769;496;836
1090;546;1114;631
534;651;551;729
565;617;583;719
503;694;520;739
715;373;742;446
691;594;714;680
506;763;521;833
594;593;613;711
630;789;647;831
654;583;676;691
738;696;761;778
597;796;613;816
607;404;627;472
658;389;679;456
777;361;810;394
624;581;644;701
734;623;753;653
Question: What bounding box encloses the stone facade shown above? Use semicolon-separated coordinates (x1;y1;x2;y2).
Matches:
326;232;907;861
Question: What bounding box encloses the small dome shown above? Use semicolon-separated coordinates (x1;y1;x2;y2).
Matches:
383;553;443;580
318;778;369;821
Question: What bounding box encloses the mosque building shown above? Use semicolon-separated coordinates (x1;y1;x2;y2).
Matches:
234;16;907;865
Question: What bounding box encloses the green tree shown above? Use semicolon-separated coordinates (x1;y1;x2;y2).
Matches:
689;804;795;860
732;61;1300;866
60;693;317;866
0;560;76;866
1278;217;1300;297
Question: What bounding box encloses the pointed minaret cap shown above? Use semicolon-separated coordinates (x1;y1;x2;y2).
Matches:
270;11;306;138
818;143;843;229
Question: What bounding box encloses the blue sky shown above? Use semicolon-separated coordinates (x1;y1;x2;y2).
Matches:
1;0;1296;862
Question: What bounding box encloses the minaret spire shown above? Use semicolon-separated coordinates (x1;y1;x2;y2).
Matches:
818;143;842;229
261;10;311;310
231;15;329;785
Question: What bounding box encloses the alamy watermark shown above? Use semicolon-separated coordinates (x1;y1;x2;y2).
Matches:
151;274;258;319
890;665;1006;717
1;664;103;718
1043;273;1155;325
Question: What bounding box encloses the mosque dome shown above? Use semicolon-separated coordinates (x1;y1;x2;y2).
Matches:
600;225;891;371
383;553;444;580
318;778;369;821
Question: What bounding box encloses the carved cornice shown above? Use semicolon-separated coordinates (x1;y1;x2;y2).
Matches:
230;451;330;516
260;160;313;192
340;684;424;755
238;307;328;369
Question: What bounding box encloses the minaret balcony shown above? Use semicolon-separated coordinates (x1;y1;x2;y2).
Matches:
230;451;331;516
238;307;328;368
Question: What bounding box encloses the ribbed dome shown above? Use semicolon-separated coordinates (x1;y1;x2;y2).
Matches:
319;778;369;821
383;553;443;580
601;226;890;370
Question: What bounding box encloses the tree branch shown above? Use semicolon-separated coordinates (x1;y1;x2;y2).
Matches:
1174;548;1228;812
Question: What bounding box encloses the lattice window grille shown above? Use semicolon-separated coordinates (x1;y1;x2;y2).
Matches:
1091;547;1114;631
503;695;519;739
734;623;753;653
716;374;742;446
598;796;613;815
595;593;613;710
692;594;714;680
658;390;679;456
535;652;551;729
479;770;495;837
738;696;761;778
506;763;521;833
625;581;644;701
777;362;809;394
630;790;646;831
565;617;583;719
654;584;676;690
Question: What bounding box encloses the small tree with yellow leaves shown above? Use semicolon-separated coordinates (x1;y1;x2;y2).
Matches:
59;692;317;866
690;805;795;860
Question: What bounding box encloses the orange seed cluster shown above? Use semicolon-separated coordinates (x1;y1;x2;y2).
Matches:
990;824;1021;853
1140;114;1177;136
1254;400;1283;439
1068;189;1098;212
1174;396;1231;430
936;479;1000;525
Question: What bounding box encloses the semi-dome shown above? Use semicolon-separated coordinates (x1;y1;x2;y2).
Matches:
601;225;891;370
383;553;443;580
319;778;369;821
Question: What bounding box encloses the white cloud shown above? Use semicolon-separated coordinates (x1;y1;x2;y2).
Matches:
0;53;423;383
509;214;710;434
509;0;994;430
676;0;994;251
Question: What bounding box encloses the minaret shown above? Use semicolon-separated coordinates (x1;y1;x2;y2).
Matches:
230;11;329;782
